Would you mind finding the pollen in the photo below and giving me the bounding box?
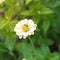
[22,24,29,32]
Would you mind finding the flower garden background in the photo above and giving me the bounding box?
[0,0,60,60]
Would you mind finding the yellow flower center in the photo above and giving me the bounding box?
[22,24,29,32]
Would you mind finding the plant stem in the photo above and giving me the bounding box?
[28,36,35,48]
[9,51,16,60]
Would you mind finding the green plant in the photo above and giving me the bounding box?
[0,0,60,60]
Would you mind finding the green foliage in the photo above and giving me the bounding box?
[25,0,32,5]
[0,0,60,60]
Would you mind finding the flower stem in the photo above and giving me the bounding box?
[28,36,35,48]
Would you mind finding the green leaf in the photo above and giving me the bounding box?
[32,15,41,24]
[20,10,35,16]
[50,53,60,60]
[0,52,14,60]
[5,8,14,20]
[16,41,51,60]
[30,32,53,48]
[16,42,35,60]
[40,0,60,8]
[37,7,53,14]
[0,18,10,29]
[42,20,50,34]
[33,45,51,60]
[6,20,18,32]
[0,7,15,29]
[5,34,17,52]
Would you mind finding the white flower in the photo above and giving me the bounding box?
[14,19,37,39]
[0,0,5,4]
[22,58,26,60]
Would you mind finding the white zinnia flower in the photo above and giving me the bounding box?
[0,0,5,4]
[14,19,37,39]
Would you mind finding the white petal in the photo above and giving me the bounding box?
[19,35,22,39]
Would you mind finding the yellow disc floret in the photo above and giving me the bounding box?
[22,24,29,32]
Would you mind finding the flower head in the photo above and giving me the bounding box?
[14,19,37,39]
[0,0,5,4]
